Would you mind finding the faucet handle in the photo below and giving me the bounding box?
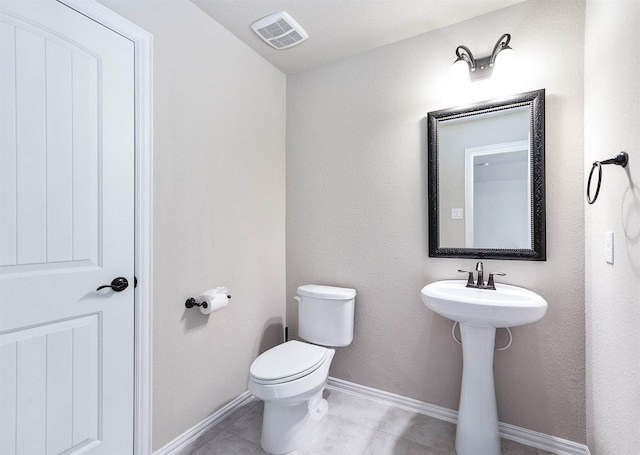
[458,269,475,287]
[487,272,506,290]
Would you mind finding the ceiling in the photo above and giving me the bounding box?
[191,0,526,74]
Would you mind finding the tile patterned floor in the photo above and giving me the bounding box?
[178,389,553,455]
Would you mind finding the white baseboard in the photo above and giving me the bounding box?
[153,391,255,455]
[327,377,591,455]
[153,378,591,455]
[327,376,459,424]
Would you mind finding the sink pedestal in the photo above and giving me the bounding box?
[456,323,500,455]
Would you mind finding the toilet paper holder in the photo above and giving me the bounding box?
[185,293,231,310]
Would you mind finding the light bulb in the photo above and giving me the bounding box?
[494,47,516,73]
[451,59,470,82]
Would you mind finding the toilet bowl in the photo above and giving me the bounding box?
[249,341,335,454]
[248,284,356,455]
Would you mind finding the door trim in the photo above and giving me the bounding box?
[56,1,153,453]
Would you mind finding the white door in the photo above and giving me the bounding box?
[0,1,135,453]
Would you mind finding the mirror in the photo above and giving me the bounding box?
[427,89,545,260]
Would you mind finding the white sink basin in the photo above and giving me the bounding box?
[421,280,547,328]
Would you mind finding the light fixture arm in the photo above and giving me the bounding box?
[455,45,476,71]
[489,33,511,66]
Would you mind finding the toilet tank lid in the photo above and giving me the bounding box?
[297,284,356,300]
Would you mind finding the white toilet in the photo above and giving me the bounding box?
[248,284,356,454]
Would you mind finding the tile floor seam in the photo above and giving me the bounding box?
[373,407,392,431]
[218,400,259,430]
[221,427,257,447]
[374,426,446,453]
[360,426,384,455]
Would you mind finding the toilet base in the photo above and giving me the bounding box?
[260,391,328,454]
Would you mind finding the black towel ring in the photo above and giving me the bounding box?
[587,151,629,204]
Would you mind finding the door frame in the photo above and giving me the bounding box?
[56,1,153,453]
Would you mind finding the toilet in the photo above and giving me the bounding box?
[248,284,356,454]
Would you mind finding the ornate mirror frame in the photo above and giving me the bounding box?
[427,89,546,260]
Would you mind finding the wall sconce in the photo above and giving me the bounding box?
[451,33,515,82]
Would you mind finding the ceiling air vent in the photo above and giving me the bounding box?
[251,12,308,50]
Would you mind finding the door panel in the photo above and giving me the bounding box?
[1,17,99,269]
[0,315,100,454]
[0,1,135,453]
[14,25,47,265]
[46,38,75,263]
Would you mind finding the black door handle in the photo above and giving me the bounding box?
[96,277,129,292]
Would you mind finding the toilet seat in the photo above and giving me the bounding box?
[250,340,329,385]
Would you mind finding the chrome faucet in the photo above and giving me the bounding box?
[457,261,505,290]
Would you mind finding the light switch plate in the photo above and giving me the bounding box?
[452,208,464,219]
[605,231,614,264]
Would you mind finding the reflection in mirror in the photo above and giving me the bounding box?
[428,89,545,260]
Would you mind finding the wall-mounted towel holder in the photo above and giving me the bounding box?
[587,151,629,204]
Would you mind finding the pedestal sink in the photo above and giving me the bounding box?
[421,280,547,455]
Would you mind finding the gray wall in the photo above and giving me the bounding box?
[585,1,640,453]
[287,0,586,443]
[98,1,286,450]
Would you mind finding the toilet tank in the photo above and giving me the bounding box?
[297,284,356,347]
